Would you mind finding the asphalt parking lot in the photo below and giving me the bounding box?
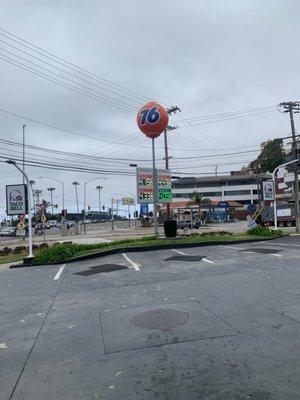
[0,236,299,400]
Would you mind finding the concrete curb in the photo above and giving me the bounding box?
[9,235,283,268]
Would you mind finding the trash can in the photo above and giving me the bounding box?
[164,218,177,238]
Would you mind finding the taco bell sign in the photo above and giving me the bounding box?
[6,184,28,215]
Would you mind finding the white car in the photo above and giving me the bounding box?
[0,227,17,237]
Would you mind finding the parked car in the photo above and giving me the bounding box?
[0,226,17,237]
[177,220,201,230]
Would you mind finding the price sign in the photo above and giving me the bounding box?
[136,168,172,204]
[158,189,172,202]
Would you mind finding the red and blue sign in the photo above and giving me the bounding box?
[136,101,169,139]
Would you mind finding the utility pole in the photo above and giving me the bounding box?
[47,187,56,215]
[278,102,300,232]
[22,124,26,184]
[164,106,181,217]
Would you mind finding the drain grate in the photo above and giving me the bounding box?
[131,309,189,330]
[75,264,127,276]
[165,255,205,262]
[239,248,282,254]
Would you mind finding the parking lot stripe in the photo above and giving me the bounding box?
[122,253,140,271]
[218,245,245,250]
[172,249,214,263]
[270,254,282,257]
[54,264,65,280]
[274,243,300,247]
[172,249,186,255]
[202,258,215,264]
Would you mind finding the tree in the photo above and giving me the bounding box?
[189,192,211,218]
[249,139,285,173]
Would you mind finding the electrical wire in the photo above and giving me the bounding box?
[0,27,150,103]
[0,40,142,106]
[175,105,276,123]
[0,53,137,113]
[0,137,260,162]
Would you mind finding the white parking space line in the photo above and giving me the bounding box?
[172,249,214,263]
[274,243,300,247]
[202,258,215,264]
[172,249,186,255]
[53,264,65,280]
[270,254,282,257]
[218,245,246,251]
[122,253,141,271]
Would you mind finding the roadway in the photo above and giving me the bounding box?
[0,236,299,399]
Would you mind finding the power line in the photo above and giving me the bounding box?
[0,106,154,148]
[0,46,140,109]
[0,137,260,162]
[0,40,142,106]
[0,53,137,113]
[177,109,276,127]
[0,27,149,103]
[0,106,264,155]
[175,105,275,123]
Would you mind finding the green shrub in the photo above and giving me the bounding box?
[35,242,80,264]
[184,231,233,238]
[247,225,283,237]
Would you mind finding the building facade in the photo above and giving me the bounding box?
[172,174,272,205]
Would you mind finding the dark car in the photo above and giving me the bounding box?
[177,220,201,230]
[0,226,17,237]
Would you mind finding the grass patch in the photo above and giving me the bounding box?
[33,232,282,265]
[0,252,26,265]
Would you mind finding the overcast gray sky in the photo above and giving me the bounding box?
[0,0,299,216]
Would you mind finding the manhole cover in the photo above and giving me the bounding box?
[75,264,127,276]
[131,309,189,330]
[239,248,282,254]
[165,255,204,262]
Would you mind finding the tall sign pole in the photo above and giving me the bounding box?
[137,101,169,237]
[152,138,158,236]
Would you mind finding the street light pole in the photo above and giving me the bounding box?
[96,185,103,214]
[47,187,56,215]
[72,181,80,219]
[6,160,34,261]
[272,159,299,229]
[83,178,106,233]
[39,177,64,211]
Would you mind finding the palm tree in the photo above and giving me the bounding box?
[189,192,211,221]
